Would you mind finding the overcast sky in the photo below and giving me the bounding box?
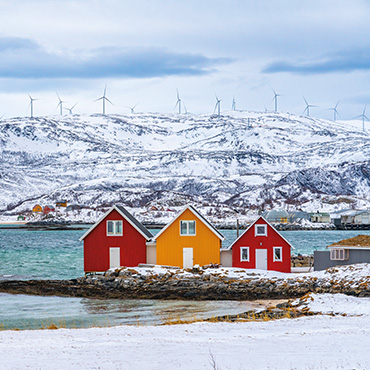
[1,0,370,120]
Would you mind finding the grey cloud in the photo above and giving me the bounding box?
[262,49,370,75]
[0,37,230,79]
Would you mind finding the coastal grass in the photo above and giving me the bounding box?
[160,307,295,325]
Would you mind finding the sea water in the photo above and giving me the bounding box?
[1,226,370,329]
[0,294,260,329]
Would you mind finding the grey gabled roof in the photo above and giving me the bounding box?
[80,205,153,241]
[115,205,153,239]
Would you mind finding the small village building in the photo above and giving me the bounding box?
[43,205,55,215]
[352,211,370,225]
[153,205,224,268]
[56,200,67,207]
[289,211,310,222]
[264,209,289,223]
[330,209,352,227]
[340,210,358,225]
[228,216,294,273]
[314,235,370,271]
[17,215,26,221]
[310,212,330,223]
[80,205,153,273]
[66,204,80,212]
[32,204,43,213]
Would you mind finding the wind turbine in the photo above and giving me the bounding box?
[64,102,78,115]
[126,102,139,114]
[327,101,340,121]
[56,93,65,116]
[214,94,221,117]
[94,86,113,114]
[272,88,280,112]
[354,105,369,132]
[28,94,38,118]
[302,96,318,117]
[175,89,181,114]
[232,96,236,111]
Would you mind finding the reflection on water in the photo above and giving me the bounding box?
[0,293,261,330]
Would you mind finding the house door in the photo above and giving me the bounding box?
[109,247,121,269]
[183,248,193,268]
[256,249,268,270]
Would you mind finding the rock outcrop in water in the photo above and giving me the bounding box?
[0,264,369,300]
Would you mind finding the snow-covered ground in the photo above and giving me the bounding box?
[2,111,370,222]
[110,262,370,284]
[1,293,370,369]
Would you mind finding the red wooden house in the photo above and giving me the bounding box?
[43,205,55,215]
[228,216,294,273]
[80,205,153,273]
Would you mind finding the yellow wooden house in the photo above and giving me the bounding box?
[153,205,224,268]
[32,204,43,213]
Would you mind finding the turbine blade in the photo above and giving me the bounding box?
[105,97,114,105]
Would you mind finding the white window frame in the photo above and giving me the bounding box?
[240,247,250,262]
[273,247,283,262]
[180,220,196,236]
[330,248,349,261]
[255,224,267,236]
[107,220,123,236]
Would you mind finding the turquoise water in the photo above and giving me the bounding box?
[1,227,370,280]
[0,229,83,280]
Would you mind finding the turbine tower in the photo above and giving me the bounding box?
[355,105,369,132]
[94,86,113,114]
[126,102,139,114]
[56,93,65,116]
[303,97,318,117]
[327,101,340,121]
[28,94,37,118]
[272,88,280,112]
[232,96,236,111]
[175,89,181,114]
[214,94,221,118]
[64,102,78,115]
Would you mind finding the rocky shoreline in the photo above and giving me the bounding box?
[0,264,369,300]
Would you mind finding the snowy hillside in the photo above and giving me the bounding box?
[1,111,370,222]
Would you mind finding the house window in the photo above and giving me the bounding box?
[180,220,196,235]
[330,249,349,261]
[107,220,123,236]
[255,224,267,236]
[240,247,250,262]
[273,247,283,262]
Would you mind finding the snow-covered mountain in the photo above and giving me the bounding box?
[1,111,370,222]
